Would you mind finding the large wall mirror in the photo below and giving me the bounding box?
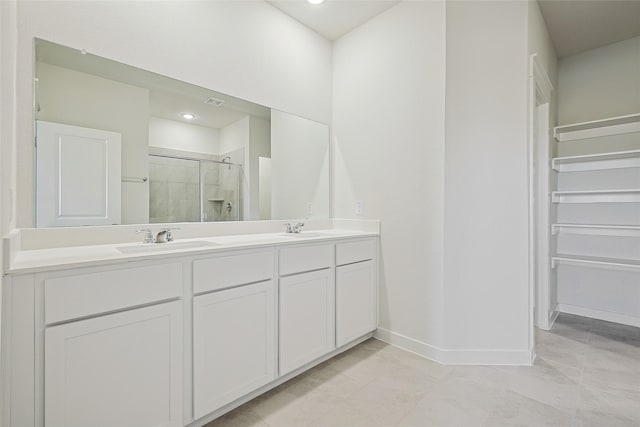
[34,38,329,227]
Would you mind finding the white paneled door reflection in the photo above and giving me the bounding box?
[36,121,121,227]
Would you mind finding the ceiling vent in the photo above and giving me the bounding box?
[204,97,225,107]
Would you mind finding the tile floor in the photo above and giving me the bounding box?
[206,314,640,427]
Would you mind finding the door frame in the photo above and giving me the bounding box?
[528,53,553,362]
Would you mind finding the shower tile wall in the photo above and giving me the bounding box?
[149,156,200,223]
[220,163,241,221]
[202,161,222,221]
[203,161,241,222]
[219,147,245,221]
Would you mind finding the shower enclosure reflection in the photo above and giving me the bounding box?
[149,155,241,223]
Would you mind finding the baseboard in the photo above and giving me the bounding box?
[374,328,533,366]
[374,327,443,361]
[558,303,640,327]
[548,304,560,328]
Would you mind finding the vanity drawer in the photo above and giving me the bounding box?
[44,262,183,325]
[336,239,376,266]
[279,244,332,276]
[193,250,274,294]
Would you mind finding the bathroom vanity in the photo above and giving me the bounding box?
[2,227,379,427]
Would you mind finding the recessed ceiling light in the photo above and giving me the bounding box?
[181,112,195,120]
[307,0,325,4]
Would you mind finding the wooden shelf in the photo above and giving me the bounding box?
[552,150,640,172]
[552,189,640,203]
[554,113,640,142]
[552,223,640,237]
[552,254,640,272]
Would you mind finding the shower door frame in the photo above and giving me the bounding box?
[148,147,241,223]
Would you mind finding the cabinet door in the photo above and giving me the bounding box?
[193,281,275,418]
[280,269,335,375]
[336,260,377,347]
[45,301,183,427]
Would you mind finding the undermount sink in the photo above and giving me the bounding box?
[279,232,332,238]
[116,240,219,254]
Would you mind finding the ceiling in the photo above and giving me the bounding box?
[266,0,400,40]
[538,0,640,57]
[267,0,640,58]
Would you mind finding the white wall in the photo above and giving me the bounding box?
[528,0,558,125]
[149,117,220,156]
[332,1,446,349]
[272,110,330,220]
[1,0,17,235]
[13,0,332,227]
[444,1,530,355]
[259,157,272,220]
[220,117,249,156]
[528,1,558,93]
[558,35,640,125]
[333,0,539,362]
[37,62,150,224]
[249,116,271,220]
[0,1,19,413]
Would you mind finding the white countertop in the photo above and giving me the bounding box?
[6,229,379,274]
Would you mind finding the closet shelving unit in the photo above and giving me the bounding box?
[552,223,640,237]
[551,149,640,172]
[553,112,640,141]
[551,189,640,203]
[550,113,640,327]
[552,255,640,272]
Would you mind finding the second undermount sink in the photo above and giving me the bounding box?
[279,232,332,238]
[116,240,219,254]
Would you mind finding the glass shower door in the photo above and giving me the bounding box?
[149,155,242,222]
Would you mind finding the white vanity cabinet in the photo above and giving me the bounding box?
[335,239,377,347]
[2,232,379,427]
[192,250,276,419]
[45,301,183,427]
[278,244,335,375]
[40,262,185,427]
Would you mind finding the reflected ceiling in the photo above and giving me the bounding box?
[35,39,270,129]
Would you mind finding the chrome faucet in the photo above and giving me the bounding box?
[284,222,305,234]
[136,228,155,244]
[156,227,179,243]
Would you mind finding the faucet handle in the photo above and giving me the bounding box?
[136,228,154,243]
[161,227,180,242]
[283,223,293,233]
[293,222,305,233]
